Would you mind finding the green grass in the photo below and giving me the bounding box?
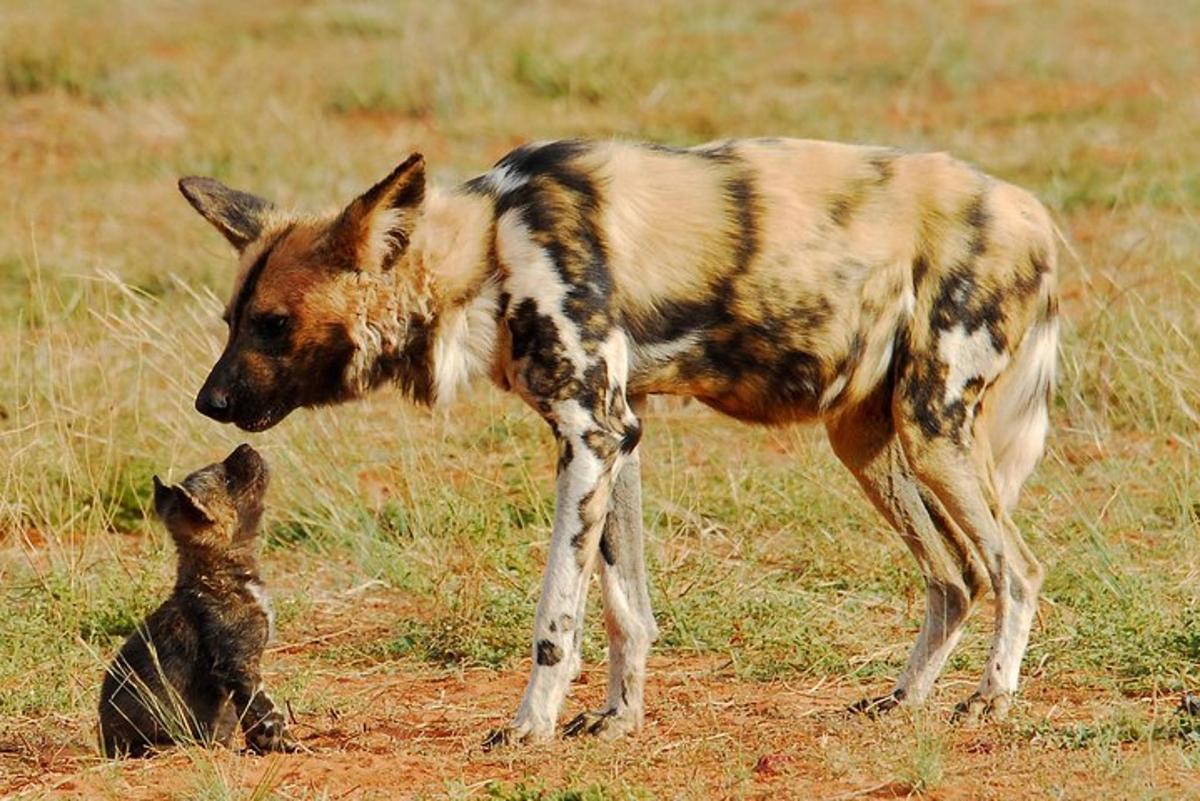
[1,0,1199,797]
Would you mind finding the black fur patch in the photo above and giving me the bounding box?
[619,422,642,454]
[509,298,579,403]
[724,173,761,274]
[621,295,728,345]
[930,266,1007,352]
[536,639,563,666]
[392,315,436,405]
[599,521,616,566]
[570,487,601,551]
[963,194,990,257]
[498,139,590,178]
[912,252,932,288]
[556,438,574,475]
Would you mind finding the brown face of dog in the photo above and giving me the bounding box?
[153,444,270,550]
[180,155,426,432]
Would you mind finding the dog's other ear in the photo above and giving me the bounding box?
[178,176,275,253]
[332,153,426,272]
[153,475,217,527]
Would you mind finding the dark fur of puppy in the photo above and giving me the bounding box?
[98,444,295,758]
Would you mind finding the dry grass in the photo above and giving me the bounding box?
[1,0,1198,798]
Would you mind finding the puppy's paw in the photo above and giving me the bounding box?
[246,712,296,754]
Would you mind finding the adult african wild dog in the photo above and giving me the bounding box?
[180,137,1059,744]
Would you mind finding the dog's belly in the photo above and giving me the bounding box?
[628,326,849,425]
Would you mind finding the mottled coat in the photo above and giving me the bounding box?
[180,137,1059,742]
[98,445,294,757]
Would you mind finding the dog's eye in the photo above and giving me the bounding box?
[254,314,290,338]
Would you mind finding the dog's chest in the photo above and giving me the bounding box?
[245,580,275,643]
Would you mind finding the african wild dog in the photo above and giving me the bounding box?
[179,137,1059,744]
[98,444,295,757]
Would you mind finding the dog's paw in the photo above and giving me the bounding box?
[951,691,1011,724]
[481,720,553,751]
[562,708,638,740]
[847,690,904,718]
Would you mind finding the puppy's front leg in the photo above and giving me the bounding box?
[484,399,627,747]
[221,666,296,754]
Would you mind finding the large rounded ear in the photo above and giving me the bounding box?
[178,176,275,253]
[332,153,426,272]
[152,475,216,527]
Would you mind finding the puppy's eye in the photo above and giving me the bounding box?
[254,314,290,339]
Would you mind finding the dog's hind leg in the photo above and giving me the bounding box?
[827,379,988,713]
[895,340,1046,720]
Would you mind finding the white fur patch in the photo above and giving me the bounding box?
[630,333,698,372]
[820,372,849,410]
[937,324,1009,405]
[431,279,501,405]
[483,163,530,196]
[983,318,1058,511]
[247,581,275,644]
[598,329,631,385]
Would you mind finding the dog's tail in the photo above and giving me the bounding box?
[980,273,1059,514]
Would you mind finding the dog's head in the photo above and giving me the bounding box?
[153,443,270,549]
[179,155,426,432]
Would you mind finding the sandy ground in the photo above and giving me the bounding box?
[5,646,1197,800]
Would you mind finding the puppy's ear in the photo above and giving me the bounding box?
[178,176,275,253]
[153,475,216,527]
[330,153,425,272]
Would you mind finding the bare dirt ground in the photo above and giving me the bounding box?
[4,597,1196,801]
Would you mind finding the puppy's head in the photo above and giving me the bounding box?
[179,154,427,432]
[153,444,270,549]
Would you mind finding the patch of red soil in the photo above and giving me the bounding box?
[4,657,1195,800]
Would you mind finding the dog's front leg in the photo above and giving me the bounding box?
[484,399,626,748]
[564,446,653,740]
[216,664,297,754]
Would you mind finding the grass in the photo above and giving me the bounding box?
[1,0,1199,798]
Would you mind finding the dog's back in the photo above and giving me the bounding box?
[476,138,1055,428]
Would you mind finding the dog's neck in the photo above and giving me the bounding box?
[174,538,259,591]
[351,186,501,406]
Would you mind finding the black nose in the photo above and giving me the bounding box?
[224,443,267,484]
[196,387,233,422]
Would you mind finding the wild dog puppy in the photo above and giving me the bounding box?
[98,444,294,757]
[180,137,1059,745]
